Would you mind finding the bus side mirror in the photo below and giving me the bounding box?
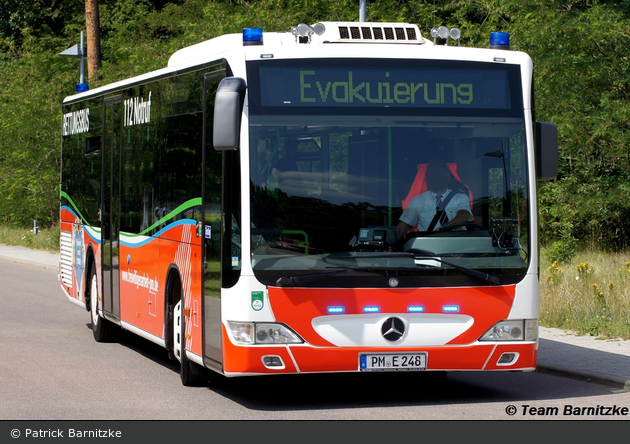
[213,77,246,151]
[535,121,558,181]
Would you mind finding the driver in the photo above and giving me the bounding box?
[396,160,473,241]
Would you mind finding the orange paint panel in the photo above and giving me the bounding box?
[483,342,538,370]
[221,327,299,374]
[268,286,516,346]
[288,344,497,372]
[157,224,203,356]
[221,324,536,375]
[187,250,203,356]
[60,221,74,231]
[60,209,75,223]
[119,239,163,337]
[116,222,202,348]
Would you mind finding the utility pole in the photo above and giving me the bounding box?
[59,31,88,92]
[85,0,102,80]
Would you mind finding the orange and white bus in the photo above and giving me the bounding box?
[60,21,558,385]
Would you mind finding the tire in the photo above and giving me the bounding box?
[174,299,206,386]
[88,264,117,342]
[180,350,206,386]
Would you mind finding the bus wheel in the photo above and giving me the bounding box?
[174,300,207,386]
[88,265,116,342]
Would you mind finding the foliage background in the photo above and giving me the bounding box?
[1,0,630,256]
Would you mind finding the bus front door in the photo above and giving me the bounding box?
[102,95,122,323]
[202,71,225,370]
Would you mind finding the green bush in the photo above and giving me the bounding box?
[3,0,630,251]
[545,235,579,264]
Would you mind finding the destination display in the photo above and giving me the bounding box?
[256,63,513,110]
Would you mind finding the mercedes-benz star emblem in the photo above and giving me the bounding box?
[381,317,405,342]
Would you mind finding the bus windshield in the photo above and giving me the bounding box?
[247,59,529,288]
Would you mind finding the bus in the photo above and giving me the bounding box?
[59,21,558,385]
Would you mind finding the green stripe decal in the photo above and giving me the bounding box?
[61,191,202,236]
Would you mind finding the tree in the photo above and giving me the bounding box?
[1,0,630,246]
[85,0,101,79]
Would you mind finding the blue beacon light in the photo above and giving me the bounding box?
[243,28,263,46]
[489,32,510,50]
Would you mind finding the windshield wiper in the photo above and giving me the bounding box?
[276,268,375,287]
[339,252,501,285]
[276,253,501,286]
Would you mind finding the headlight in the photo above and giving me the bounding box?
[228,321,303,344]
[479,319,538,342]
[229,322,254,343]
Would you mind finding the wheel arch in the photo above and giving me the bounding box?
[164,264,183,356]
[84,243,97,312]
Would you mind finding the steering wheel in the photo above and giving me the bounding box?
[438,222,485,232]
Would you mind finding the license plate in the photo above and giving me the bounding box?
[359,353,427,371]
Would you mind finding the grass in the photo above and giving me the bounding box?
[541,249,630,340]
[0,223,60,252]
[1,223,628,339]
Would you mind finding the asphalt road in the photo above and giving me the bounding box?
[1,260,629,425]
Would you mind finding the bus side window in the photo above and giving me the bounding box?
[85,136,100,155]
